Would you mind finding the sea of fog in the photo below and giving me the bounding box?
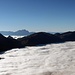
[0,36,75,75]
[5,35,24,39]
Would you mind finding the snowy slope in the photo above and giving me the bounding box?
[0,42,75,75]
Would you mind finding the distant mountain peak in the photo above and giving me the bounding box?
[0,29,34,36]
[16,29,29,32]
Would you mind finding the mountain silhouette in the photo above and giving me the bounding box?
[0,31,75,53]
[0,29,34,36]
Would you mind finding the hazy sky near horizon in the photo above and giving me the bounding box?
[0,0,75,32]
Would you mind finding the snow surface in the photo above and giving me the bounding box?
[0,42,75,75]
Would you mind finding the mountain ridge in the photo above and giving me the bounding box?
[0,31,75,53]
[0,29,34,36]
[0,29,64,36]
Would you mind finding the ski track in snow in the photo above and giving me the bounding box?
[0,41,75,75]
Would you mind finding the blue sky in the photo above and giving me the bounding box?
[0,0,75,32]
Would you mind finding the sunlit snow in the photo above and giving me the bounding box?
[0,41,75,75]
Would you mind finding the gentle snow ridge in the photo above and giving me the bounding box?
[0,42,75,75]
